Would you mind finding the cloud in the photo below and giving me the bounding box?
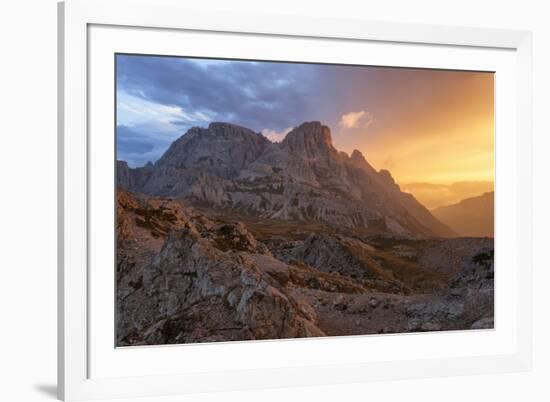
[339,110,374,129]
[261,127,293,143]
[117,125,155,154]
[115,55,329,165]
[116,124,180,168]
[116,55,316,134]
[117,91,213,128]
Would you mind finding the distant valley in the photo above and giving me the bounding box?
[432,192,494,237]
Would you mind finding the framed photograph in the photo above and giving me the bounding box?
[58,0,533,400]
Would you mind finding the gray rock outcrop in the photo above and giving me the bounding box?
[117,190,325,345]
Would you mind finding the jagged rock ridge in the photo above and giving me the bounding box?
[118,121,454,237]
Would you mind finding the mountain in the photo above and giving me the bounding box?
[432,192,494,237]
[117,121,455,238]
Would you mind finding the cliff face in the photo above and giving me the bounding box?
[117,121,455,238]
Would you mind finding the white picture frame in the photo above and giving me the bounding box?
[58,0,533,400]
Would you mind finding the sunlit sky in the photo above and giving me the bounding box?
[116,54,494,209]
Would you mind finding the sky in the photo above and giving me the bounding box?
[116,54,494,209]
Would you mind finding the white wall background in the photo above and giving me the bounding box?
[0,0,548,401]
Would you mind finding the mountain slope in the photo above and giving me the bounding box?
[117,121,455,238]
[432,192,494,237]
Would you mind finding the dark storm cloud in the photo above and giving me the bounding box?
[116,124,176,167]
[116,55,318,133]
[116,125,155,154]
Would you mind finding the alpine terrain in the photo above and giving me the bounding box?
[116,122,494,345]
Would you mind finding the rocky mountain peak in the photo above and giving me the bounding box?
[378,169,398,187]
[154,122,269,179]
[207,122,261,138]
[348,149,378,176]
[350,149,365,162]
[350,149,369,165]
[282,121,336,158]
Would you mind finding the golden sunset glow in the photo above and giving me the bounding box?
[332,69,494,208]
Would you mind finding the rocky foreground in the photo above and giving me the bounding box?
[117,190,494,346]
